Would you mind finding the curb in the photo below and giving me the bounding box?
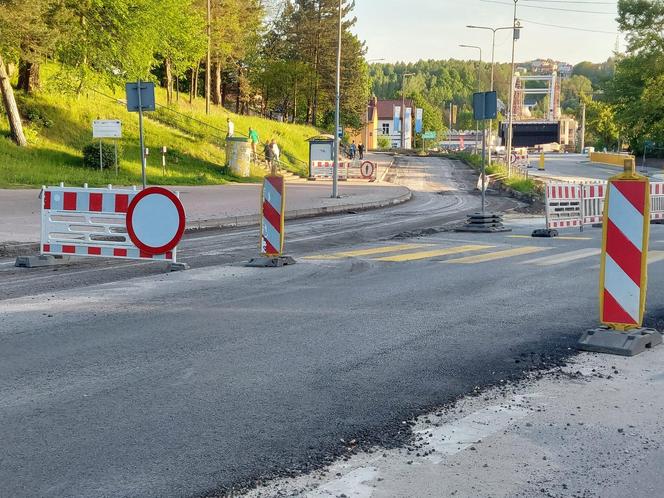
[378,156,396,183]
[186,188,412,232]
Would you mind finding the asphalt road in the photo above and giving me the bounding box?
[528,153,664,182]
[3,156,663,497]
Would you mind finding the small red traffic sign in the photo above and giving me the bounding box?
[360,161,375,178]
[510,153,517,164]
[126,187,185,254]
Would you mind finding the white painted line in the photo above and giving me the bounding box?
[415,401,531,464]
[522,248,600,266]
[308,466,379,498]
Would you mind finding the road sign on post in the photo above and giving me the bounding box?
[126,81,156,189]
[471,91,498,218]
[578,158,663,355]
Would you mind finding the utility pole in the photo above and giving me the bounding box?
[505,0,519,177]
[401,73,414,149]
[580,102,586,153]
[205,0,211,115]
[332,0,342,198]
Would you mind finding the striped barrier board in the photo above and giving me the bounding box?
[41,185,181,262]
[545,182,582,229]
[310,161,349,180]
[544,180,664,231]
[582,182,607,225]
[261,175,285,256]
[600,177,650,329]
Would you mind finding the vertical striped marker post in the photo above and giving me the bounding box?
[247,175,296,267]
[579,158,662,355]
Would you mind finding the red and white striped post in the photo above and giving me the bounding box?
[579,158,662,355]
[247,175,295,267]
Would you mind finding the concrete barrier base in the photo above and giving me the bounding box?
[15,255,71,268]
[577,326,662,356]
[169,262,190,272]
[246,255,296,268]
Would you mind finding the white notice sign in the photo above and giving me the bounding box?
[93,120,122,138]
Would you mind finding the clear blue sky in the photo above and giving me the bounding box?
[352,0,623,64]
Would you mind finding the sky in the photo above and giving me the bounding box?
[352,0,624,65]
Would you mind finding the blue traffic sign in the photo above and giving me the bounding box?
[125,82,156,112]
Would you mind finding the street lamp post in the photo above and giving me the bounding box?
[505,0,520,177]
[332,0,342,198]
[466,24,515,166]
[401,73,414,150]
[460,44,482,155]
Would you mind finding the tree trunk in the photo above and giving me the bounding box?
[190,60,201,103]
[221,79,227,107]
[175,73,179,102]
[164,58,173,105]
[235,67,241,114]
[293,76,298,123]
[212,62,222,105]
[17,59,40,93]
[0,53,27,146]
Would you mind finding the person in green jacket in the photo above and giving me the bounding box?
[248,127,259,162]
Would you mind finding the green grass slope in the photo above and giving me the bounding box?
[0,68,318,188]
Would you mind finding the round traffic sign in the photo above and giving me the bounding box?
[510,153,517,164]
[126,187,186,254]
[360,161,375,178]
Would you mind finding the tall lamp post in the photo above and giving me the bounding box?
[332,0,342,198]
[466,24,515,166]
[401,72,414,149]
[459,44,482,155]
[505,0,520,177]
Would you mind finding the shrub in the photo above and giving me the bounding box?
[377,136,390,149]
[82,142,121,169]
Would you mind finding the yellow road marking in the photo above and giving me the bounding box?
[445,246,549,264]
[374,245,493,262]
[507,235,592,240]
[303,243,432,260]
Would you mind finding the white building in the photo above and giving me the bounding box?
[367,98,414,149]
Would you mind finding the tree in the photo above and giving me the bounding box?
[0,52,27,146]
[605,0,664,150]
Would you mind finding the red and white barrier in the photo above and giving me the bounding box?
[40,184,184,262]
[544,180,664,231]
[545,182,582,229]
[261,175,285,256]
[311,161,349,180]
[600,178,649,328]
[310,160,376,180]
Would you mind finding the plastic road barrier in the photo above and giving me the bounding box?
[599,172,650,329]
[41,184,185,262]
[261,175,285,256]
[310,161,349,180]
[545,182,582,229]
[651,182,664,221]
[582,183,607,225]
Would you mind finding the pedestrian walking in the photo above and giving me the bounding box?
[249,127,259,162]
[350,141,357,159]
[270,139,280,172]
[226,118,234,139]
[264,140,274,173]
[358,143,364,160]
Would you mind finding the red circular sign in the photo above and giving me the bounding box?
[360,161,375,178]
[126,187,186,254]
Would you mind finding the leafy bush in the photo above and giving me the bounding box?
[82,142,121,169]
[377,136,390,149]
[24,105,54,128]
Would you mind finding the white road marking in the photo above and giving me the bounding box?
[522,248,600,266]
[308,467,379,498]
[416,401,531,464]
